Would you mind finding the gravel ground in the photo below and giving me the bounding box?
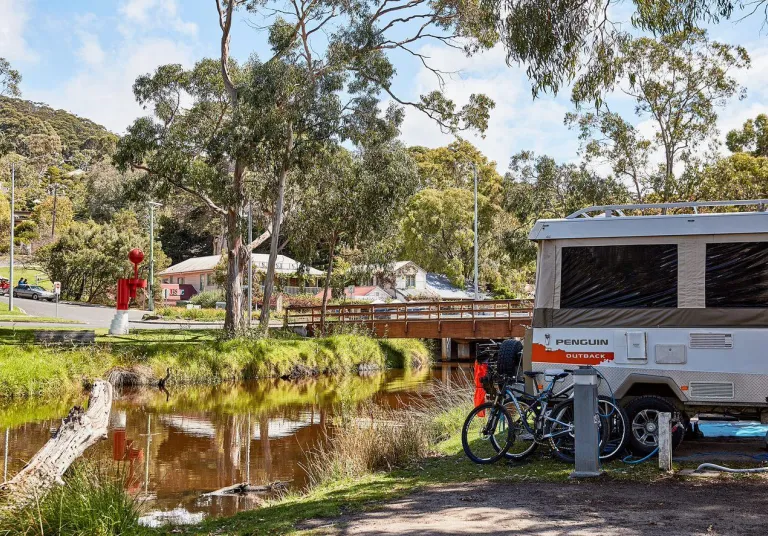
[303,478,768,535]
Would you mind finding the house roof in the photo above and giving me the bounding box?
[394,273,473,300]
[161,254,324,277]
[352,260,423,273]
[314,286,386,299]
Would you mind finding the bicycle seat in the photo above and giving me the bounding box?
[523,371,541,378]
[551,372,570,380]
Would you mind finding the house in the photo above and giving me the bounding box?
[315,285,391,303]
[160,254,325,296]
[357,260,472,301]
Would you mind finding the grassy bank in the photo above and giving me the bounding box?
[0,329,431,399]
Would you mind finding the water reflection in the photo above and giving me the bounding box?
[0,363,473,518]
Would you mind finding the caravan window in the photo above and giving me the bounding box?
[560,245,678,308]
[706,242,768,307]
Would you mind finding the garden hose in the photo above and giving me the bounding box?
[622,447,659,465]
[694,463,768,474]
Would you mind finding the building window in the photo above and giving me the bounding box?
[706,242,768,307]
[207,273,214,286]
[560,244,678,308]
[169,276,174,284]
[178,277,184,285]
[200,274,205,290]
[406,275,416,288]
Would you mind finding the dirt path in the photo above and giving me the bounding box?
[303,479,768,535]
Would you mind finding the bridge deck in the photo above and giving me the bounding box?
[286,299,533,339]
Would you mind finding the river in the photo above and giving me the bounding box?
[0,364,473,521]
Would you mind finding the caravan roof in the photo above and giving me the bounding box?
[528,200,768,241]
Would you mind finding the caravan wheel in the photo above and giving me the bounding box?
[625,396,684,455]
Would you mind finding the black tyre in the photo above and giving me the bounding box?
[32,294,38,300]
[624,395,684,455]
[498,339,523,376]
[597,396,630,461]
[462,402,513,464]
[494,400,539,460]
[547,399,611,463]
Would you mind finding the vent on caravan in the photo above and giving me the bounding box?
[689,333,733,349]
[689,381,735,400]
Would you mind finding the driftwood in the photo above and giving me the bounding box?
[1,380,113,507]
[203,480,289,497]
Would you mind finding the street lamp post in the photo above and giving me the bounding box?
[471,162,479,300]
[9,164,14,313]
[148,202,162,312]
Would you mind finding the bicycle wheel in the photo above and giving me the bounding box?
[495,400,538,460]
[547,399,577,463]
[462,402,513,464]
[597,396,629,462]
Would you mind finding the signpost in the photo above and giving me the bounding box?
[53,281,61,318]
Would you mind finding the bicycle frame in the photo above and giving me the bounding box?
[493,375,574,441]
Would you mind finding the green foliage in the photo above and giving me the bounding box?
[0,57,21,98]
[0,463,144,536]
[0,97,116,161]
[0,330,431,399]
[569,29,749,201]
[726,114,768,157]
[189,289,225,308]
[696,153,768,201]
[34,211,169,304]
[504,151,631,266]
[32,194,74,236]
[400,187,496,287]
[14,219,39,243]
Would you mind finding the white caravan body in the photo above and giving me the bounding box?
[527,200,768,416]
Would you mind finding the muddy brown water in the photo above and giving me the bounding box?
[0,364,473,520]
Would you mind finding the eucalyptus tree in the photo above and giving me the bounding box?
[117,0,494,334]
[727,114,768,157]
[289,143,418,331]
[216,0,493,332]
[0,58,21,97]
[567,29,749,201]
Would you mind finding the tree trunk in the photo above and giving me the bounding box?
[320,234,337,335]
[224,161,248,334]
[260,124,294,330]
[0,381,113,509]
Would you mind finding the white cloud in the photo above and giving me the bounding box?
[397,44,577,173]
[118,0,198,36]
[76,32,106,67]
[0,0,38,63]
[28,38,194,133]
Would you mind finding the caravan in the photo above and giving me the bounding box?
[526,200,768,453]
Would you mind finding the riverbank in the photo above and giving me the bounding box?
[0,329,431,399]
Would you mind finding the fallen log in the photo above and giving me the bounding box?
[203,480,289,497]
[0,380,113,507]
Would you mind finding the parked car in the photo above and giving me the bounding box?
[13,284,55,301]
[0,278,9,296]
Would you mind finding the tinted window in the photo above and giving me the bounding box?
[706,242,768,307]
[561,245,678,308]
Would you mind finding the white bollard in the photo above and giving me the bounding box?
[658,411,672,471]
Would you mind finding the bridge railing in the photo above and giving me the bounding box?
[285,299,533,328]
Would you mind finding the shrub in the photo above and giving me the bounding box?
[0,462,144,535]
[190,289,225,308]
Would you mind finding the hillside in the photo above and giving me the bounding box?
[0,97,117,160]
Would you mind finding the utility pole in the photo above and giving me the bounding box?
[247,202,253,328]
[472,162,479,300]
[51,182,58,237]
[9,164,14,313]
[148,202,162,312]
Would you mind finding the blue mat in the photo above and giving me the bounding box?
[698,421,768,438]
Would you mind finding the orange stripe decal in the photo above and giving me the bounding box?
[531,343,614,366]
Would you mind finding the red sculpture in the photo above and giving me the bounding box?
[110,248,147,334]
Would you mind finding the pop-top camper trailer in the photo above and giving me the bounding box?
[526,199,768,453]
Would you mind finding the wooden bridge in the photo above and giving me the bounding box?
[285,299,533,340]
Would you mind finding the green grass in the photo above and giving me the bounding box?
[0,304,24,315]
[0,329,432,399]
[0,266,52,290]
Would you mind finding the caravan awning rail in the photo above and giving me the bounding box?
[567,199,768,219]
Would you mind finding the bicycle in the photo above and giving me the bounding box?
[462,367,629,464]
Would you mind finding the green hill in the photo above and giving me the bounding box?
[0,97,117,160]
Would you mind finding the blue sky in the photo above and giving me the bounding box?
[3,0,768,173]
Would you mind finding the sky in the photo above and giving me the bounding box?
[3,0,768,174]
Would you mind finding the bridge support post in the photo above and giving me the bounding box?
[441,338,452,361]
[457,342,471,360]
